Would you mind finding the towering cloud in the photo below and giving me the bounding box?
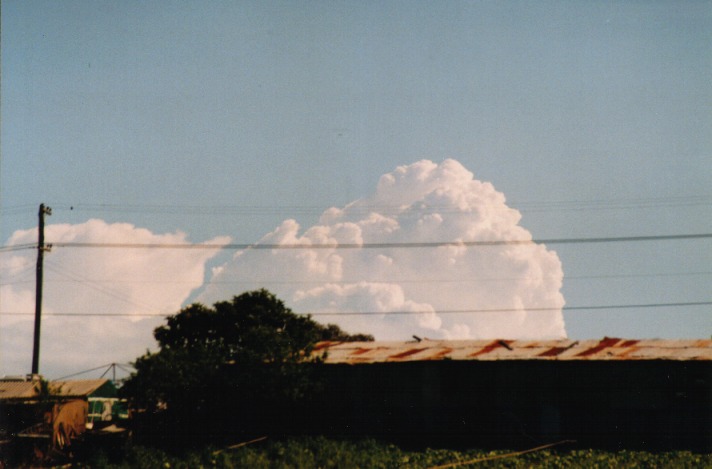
[0,159,566,378]
[200,159,566,340]
[0,220,229,377]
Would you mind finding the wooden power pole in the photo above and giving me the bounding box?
[31,203,52,375]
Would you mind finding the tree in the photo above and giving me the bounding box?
[122,289,372,446]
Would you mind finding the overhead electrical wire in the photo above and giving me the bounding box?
[2,232,710,253]
[0,204,38,216]
[0,243,37,253]
[2,194,711,219]
[2,205,709,323]
[42,260,166,312]
[0,263,35,286]
[1,300,710,318]
[2,268,708,306]
[307,301,712,316]
[511,195,712,212]
[5,270,709,287]
[54,363,134,381]
[2,233,709,309]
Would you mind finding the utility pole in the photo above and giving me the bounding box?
[31,203,52,375]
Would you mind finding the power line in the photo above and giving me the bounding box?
[276,301,712,316]
[5,270,707,288]
[512,195,712,212]
[0,243,37,253]
[4,232,708,252]
[4,195,709,216]
[1,301,710,318]
[54,363,134,381]
[43,260,164,312]
[0,204,38,216]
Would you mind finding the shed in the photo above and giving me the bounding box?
[51,379,128,426]
[0,377,118,402]
[0,377,129,464]
[0,379,40,403]
[50,379,117,399]
[307,338,712,451]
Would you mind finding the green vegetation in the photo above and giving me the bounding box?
[123,289,371,410]
[112,291,710,466]
[82,437,712,468]
[121,290,372,447]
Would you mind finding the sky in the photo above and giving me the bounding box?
[1,1,711,380]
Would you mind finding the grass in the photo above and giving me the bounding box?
[79,436,712,469]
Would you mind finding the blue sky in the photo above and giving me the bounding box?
[1,1,711,377]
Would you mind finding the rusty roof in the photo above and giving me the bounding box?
[313,337,712,364]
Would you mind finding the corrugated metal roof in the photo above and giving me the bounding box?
[51,379,111,397]
[0,379,111,401]
[0,380,38,400]
[314,337,712,364]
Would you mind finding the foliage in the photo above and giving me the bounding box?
[314,323,374,343]
[78,438,712,469]
[34,376,56,404]
[121,290,371,446]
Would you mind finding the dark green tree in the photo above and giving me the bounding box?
[122,289,372,446]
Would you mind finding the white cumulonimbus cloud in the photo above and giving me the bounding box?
[0,220,229,377]
[1,159,566,377]
[200,159,566,340]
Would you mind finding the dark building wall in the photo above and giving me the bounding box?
[304,360,711,451]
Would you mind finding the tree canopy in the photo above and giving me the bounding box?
[121,290,372,445]
[152,290,371,362]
